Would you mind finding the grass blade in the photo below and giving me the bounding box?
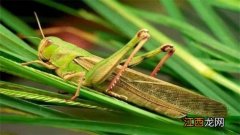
[188,0,238,49]
[160,0,208,58]
[0,115,222,135]
[0,94,69,118]
[0,7,39,46]
[0,82,110,110]
[208,0,240,12]
[0,24,37,60]
[200,59,240,73]
[127,7,239,62]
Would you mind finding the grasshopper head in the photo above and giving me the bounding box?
[38,37,60,61]
[33,13,62,61]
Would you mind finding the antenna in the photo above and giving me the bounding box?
[24,36,41,41]
[34,12,45,38]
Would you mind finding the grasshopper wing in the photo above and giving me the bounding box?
[114,68,227,118]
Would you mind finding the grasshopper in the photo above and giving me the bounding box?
[22,13,227,118]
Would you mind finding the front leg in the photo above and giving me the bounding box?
[22,60,56,69]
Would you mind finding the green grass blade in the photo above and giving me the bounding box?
[0,48,27,62]
[0,94,70,118]
[188,0,238,49]
[219,10,240,32]
[225,116,240,133]
[0,81,110,111]
[0,7,39,46]
[127,7,239,62]
[0,115,222,135]
[160,0,208,58]
[0,81,100,103]
[200,59,240,73]
[0,24,37,60]
[208,0,240,12]
[160,0,184,20]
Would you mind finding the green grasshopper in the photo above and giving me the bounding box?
[22,13,227,118]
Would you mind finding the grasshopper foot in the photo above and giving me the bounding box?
[65,95,78,102]
[70,95,78,101]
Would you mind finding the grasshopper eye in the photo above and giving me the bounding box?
[41,39,53,49]
[45,39,52,45]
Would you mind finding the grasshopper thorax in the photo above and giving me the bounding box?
[37,36,92,62]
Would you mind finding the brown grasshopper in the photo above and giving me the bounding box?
[22,13,227,118]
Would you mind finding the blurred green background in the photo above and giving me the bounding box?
[0,0,239,134]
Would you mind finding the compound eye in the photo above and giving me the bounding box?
[44,39,53,50]
[46,39,52,44]
[44,39,52,47]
